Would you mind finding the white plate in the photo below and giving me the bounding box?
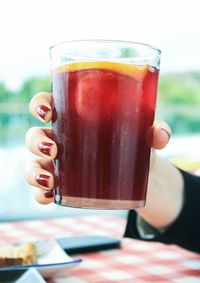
[0,240,82,281]
[16,268,47,283]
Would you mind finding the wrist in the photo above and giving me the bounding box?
[137,153,184,229]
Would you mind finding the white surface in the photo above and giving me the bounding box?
[16,268,46,283]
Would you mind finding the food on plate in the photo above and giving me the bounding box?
[0,242,37,267]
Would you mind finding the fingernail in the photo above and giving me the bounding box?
[36,174,50,187]
[39,142,54,156]
[44,190,54,198]
[160,128,171,138]
[37,105,51,120]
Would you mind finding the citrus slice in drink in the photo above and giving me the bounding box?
[56,62,148,122]
[56,61,148,80]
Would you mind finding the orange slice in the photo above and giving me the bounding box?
[54,61,148,80]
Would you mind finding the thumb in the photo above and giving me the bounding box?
[150,121,171,150]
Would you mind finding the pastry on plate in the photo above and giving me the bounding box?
[0,242,37,267]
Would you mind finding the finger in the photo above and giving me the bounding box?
[24,158,55,190]
[25,127,57,159]
[151,121,171,150]
[29,92,53,122]
[25,159,54,205]
[34,188,54,205]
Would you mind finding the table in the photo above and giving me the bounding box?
[1,215,200,282]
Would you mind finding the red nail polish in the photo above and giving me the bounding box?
[37,105,51,120]
[39,142,54,156]
[36,174,50,187]
[44,190,54,198]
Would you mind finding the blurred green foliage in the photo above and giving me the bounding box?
[18,76,51,102]
[0,76,50,144]
[0,71,200,144]
[157,72,200,134]
[158,72,200,104]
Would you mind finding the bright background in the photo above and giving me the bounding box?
[0,0,200,221]
[1,0,200,88]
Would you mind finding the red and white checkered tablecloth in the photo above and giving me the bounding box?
[1,215,200,282]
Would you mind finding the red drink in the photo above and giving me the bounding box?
[52,61,159,209]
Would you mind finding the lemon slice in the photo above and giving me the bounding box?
[55,61,148,80]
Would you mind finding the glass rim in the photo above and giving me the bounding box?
[50,39,161,55]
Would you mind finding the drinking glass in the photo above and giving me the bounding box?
[50,40,161,209]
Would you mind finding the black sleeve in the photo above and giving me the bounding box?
[124,169,200,253]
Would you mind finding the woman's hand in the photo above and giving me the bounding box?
[25,92,57,204]
[25,92,171,205]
